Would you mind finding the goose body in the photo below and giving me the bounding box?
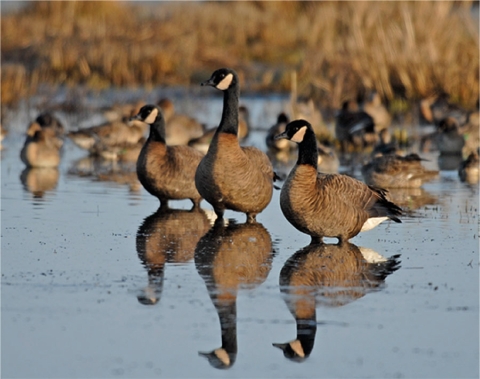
[276,120,402,244]
[132,104,204,209]
[361,153,439,188]
[195,68,276,222]
[21,123,62,168]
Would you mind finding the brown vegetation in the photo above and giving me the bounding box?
[1,1,478,113]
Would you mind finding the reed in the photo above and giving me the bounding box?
[1,1,478,114]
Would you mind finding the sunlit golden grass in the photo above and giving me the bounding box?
[1,1,478,113]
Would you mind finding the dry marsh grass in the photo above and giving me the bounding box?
[1,1,478,113]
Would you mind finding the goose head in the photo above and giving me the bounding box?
[201,68,238,91]
[275,119,312,144]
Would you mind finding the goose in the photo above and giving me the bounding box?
[274,242,400,361]
[275,119,402,244]
[131,104,204,209]
[361,153,439,188]
[195,68,277,223]
[20,122,62,168]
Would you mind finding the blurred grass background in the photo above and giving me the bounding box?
[1,1,479,115]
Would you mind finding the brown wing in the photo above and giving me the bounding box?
[318,174,401,221]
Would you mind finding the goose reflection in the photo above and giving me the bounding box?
[20,167,59,198]
[386,187,437,212]
[68,156,141,192]
[274,242,400,362]
[195,220,274,369]
[136,207,212,305]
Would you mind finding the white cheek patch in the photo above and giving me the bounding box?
[215,348,231,366]
[216,73,233,90]
[290,339,305,358]
[291,126,307,143]
[144,108,159,124]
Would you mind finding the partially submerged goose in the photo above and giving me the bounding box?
[275,119,402,244]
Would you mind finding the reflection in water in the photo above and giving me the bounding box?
[386,187,437,212]
[195,220,274,369]
[136,207,212,305]
[20,167,59,198]
[68,156,141,192]
[274,242,400,362]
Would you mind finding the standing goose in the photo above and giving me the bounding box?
[195,68,276,223]
[275,119,402,244]
[131,104,205,209]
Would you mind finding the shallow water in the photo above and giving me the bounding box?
[1,95,479,378]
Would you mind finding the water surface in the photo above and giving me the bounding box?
[1,96,478,378]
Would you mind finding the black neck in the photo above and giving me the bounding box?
[217,300,238,354]
[217,85,239,136]
[297,128,318,168]
[296,317,317,357]
[149,117,166,143]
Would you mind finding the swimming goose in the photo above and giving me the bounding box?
[274,242,400,361]
[361,153,439,189]
[132,104,204,209]
[195,68,276,223]
[275,119,402,244]
[20,122,62,168]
